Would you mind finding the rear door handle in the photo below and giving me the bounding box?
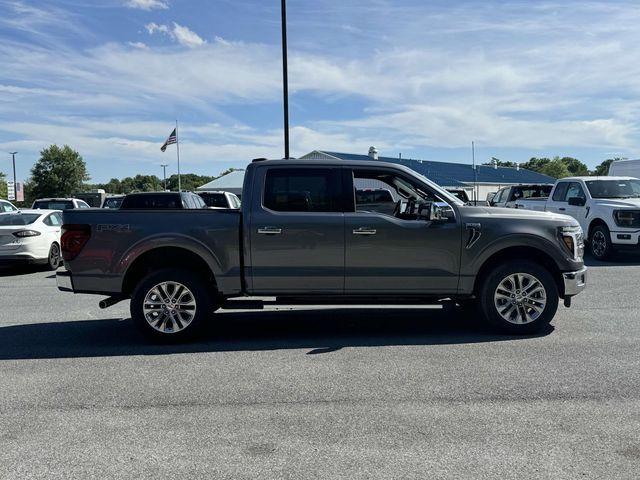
[559,207,566,211]
[257,227,282,235]
[353,227,376,235]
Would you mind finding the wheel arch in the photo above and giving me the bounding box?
[473,246,564,297]
[122,246,218,297]
[587,217,609,240]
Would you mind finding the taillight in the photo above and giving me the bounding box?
[61,224,91,261]
[13,230,41,237]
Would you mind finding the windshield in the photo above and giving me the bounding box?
[585,179,640,199]
[0,214,40,226]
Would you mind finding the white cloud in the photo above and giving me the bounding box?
[127,41,148,50]
[171,22,205,48]
[125,0,168,11]
[145,22,205,48]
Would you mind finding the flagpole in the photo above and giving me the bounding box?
[175,119,181,192]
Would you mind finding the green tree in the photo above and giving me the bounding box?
[30,145,90,199]
[0,171,7,199]
[592,159,615,176]
[520,157,551,173]
[166,173,216,192]
[540,159,571,178]
[558,156,589,176]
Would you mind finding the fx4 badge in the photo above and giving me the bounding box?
[97,224,130,233]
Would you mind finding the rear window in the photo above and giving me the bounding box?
[510,185,552,201]
[121,194,183,209]
[199,193,228,208]
[264,168,340,212]
[0,214,40,225]
[103,197,123,209]
[33,200,74,210]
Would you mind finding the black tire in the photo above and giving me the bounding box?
[478,260,558,334]
[589,224,613,261]
[131,268,217,342]
[47,242,61,271]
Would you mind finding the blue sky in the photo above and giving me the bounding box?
[1,0,639,183]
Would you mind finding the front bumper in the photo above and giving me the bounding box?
[56,270,74,292]
[610,229,640,247]
[563,266,587,297]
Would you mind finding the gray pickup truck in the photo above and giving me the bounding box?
[57,158,587,340]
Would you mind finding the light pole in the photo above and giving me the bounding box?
[9,152,17,201]
[160,163,168,191]
[281,0,290,159]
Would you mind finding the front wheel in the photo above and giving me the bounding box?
[478,261,558,334]
[131,268,217,341]
[589,224,613,260]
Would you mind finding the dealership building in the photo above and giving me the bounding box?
[198,148,555,202]
[299,148,555,202]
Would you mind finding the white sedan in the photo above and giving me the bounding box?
[0,209,63,270]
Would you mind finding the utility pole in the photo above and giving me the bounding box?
[160,164,168,191]
[9,152,17,201]
[281,0,290,159]
[471,142,477,203]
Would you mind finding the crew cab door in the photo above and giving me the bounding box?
[344,167,462,294]
[547,181,587,221]
[248,166,345,294]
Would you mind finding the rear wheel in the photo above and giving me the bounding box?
[47,243,61,271]
[589,224,613,260]
[478,260,558,334]
[131,268,217,341]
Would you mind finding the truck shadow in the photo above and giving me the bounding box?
[0,307,552,360]
[584,251,640,267]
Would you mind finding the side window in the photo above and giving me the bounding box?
[194,195,206,209]
[77,201,90,209]
[492,189,505,204]
[182,194,194,209]
[564,182,586,201]
[264,168,340,212]
[552,183,569,202]
[49,214,61,226]
[43,215,53,226]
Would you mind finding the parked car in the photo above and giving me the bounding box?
[197,191,241,209]
[488,184,553,208]
[0,199,18,213]
[0,209,63,269]
[32,198,91,210]
[608,158,640,178]
[102,195,125,209]
[57,158,587,340]
[446,189,470,203]
[515,176,640,260]
[120,192,207,210]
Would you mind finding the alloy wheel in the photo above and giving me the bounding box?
[494,273,547,325]
[143,281,197,334]
[591,231,607,258]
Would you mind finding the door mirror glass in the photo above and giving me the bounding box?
[568,196,586,207]
[429,202,454,222]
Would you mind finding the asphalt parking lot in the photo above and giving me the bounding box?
[1,255,639,479]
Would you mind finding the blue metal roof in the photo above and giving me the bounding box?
[319,151,555,187]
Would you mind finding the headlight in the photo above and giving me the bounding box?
[558,226,584,261]
[613,210,640,228]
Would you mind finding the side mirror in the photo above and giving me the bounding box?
[568,197,586,207]
[429,203,453,222]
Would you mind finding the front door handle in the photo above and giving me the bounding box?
[353,227,377,235]
[257,227,282,235]
[559,207,566,211]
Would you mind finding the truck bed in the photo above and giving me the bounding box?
[61,209,242,295]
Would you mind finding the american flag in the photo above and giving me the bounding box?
[161,128,177,152]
